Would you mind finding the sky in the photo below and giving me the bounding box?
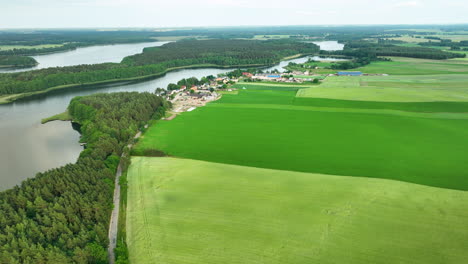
[1,0,467,28]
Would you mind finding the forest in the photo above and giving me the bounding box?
[0,55,37,68]
[0,39,319,96]
[121,39,320,66]
[0,92,167,263]
[335,41,465,59]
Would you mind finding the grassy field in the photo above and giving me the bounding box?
[127,157,468,264]
[297,75,468,102]
[134,86,468,190]
[356,57,468,75]
[0,44,64,50]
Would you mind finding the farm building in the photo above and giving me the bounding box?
[337,71,363,76]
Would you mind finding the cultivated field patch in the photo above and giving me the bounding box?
[127,157,468,264]
[134,87,468,190]
[297,75,468,102]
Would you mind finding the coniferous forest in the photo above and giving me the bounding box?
[0,92,167,263]
[0,39,320,97]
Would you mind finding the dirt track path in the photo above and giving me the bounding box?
[108,131,142,264]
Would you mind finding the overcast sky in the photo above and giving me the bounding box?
[1,0,467,28]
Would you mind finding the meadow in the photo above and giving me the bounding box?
[127,157,468,264]
[0,44,64,50]
[297,74,468,102]
[356,57,468,75]
[134,85,468,190]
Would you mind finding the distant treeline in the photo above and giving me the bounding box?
[0,92,167,263]
[316,40,465,70]
[419,40,468,50]
[0,43,82,56]
[0,55,37,68]
[0,39,319,97]
[341,41,465,59]
[0,31,159,56]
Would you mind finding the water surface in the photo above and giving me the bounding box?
[0,41,168,73]
[0,68,232,190]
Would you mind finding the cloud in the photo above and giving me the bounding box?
[395,0,423,7]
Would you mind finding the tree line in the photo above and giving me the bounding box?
[0,39,319,97]
[0,55,37,68]
[317,40,466,70]
[337,41,465,59]
[0,92,167,263]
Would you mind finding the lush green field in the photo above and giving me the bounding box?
[127,157,468,264]
[134,87,468,190]
[356,57,468,75]
[297,74,468,102]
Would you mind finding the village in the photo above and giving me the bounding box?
[159,69,388,118]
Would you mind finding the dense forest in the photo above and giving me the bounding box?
[335,41,465,59]
[0,55,37,68]
[122,39,320,66]
[0,39,319,97]
[0,92,167,263]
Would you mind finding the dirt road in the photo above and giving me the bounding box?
[108,131,142,264]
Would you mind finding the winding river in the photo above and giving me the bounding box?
[0,41,343,190]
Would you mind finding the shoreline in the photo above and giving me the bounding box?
[0,54,314,105]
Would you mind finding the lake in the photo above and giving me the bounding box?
[0,41,168,73]
[0,41,344,190]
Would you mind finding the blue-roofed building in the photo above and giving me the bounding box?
[267,75,281,78]
[337,71,362,76]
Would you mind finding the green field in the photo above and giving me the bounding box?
[129,54,468,263]
[134,85,468,190]
[356,57,468,75]
[297,75,468,102]
[127,157,468,264]
[0,44,64,50]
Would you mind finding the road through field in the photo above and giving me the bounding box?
[108,130,143,264]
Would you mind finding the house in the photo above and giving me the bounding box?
[180,85,187,90]
[337,71,363,76]
[242,72,253,78]
[190,86,197,91]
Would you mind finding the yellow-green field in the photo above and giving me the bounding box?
[297,74,468,102]
[127,157,468,264]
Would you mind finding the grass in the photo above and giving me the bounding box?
[41,110,72,124]
[127,157,468,264]
[356,57,468,75]
[0,44,64,50]
[297,74,468,102]
[134,87,468,190]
